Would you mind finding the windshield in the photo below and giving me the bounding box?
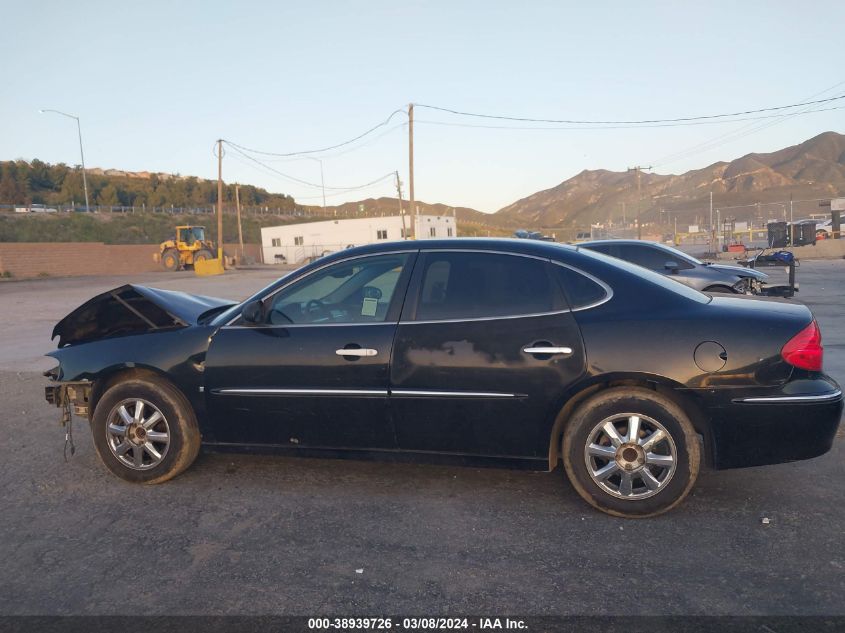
[210,269,299,325]
[178,227,205,244]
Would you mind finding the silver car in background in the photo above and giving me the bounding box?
[579,240,768,294]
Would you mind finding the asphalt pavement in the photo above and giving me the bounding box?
[1,261,843,615]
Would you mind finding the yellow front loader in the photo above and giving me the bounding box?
[153,225,215,271]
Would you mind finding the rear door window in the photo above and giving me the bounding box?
[617,244,669,271]
[414,252,555,320]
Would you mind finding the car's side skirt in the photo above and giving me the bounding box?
[200,441,550,471]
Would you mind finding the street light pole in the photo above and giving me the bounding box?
[39,109,90,212]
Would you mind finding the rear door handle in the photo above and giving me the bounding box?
[522,346,573,355]
[335,348,378,357]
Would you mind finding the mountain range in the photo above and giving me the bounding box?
[490,131,845,229]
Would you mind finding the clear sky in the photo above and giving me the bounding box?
[1,0,843,212]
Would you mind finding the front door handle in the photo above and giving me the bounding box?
[522,346,573,356]
[335,348,378,357]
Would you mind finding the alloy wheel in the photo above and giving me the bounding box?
[583,413,677,500]
[106,398,171,470]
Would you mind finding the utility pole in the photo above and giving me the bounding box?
[318,159,326,215]
[710,192,714,252]
[627,165,651,240]
[622,202,626,225]
[235,184,244,262]
[408,103,415,238]
[395,171,407,240]
[217,139,224,263]
[716,208,721,252]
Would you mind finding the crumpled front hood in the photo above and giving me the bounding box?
[52,284,236,348]
[707,263,769,281]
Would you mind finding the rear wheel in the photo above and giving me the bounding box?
[92,377,201,484]
[562,387,700,518]
[161,249,181,271]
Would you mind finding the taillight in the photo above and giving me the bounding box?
[781,320,823,371]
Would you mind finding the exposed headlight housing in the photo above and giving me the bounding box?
[732,279,749,293]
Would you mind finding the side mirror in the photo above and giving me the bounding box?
[241,299,264,324]
[664,260,680,273]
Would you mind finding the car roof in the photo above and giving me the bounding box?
[318,237,579,261]
[578,239,666,248]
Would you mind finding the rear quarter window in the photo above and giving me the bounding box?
[553,265,609,309]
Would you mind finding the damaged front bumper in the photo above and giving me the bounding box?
[44,369,92,460]
[44,369,92,419]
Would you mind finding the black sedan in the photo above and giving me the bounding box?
[44,239,842,517]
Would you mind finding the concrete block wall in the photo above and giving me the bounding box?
[779,239,845,260]
[0,242,266,278]
[0,243,159,278]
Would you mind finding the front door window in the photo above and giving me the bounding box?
[267,253,410,325]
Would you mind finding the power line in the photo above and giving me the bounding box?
[225,142,394,191]
[258,122,407,163]
[228,152,394,202]
[651,80,845,167]
[225,145,395,199]
[225,144,325,189]
[414,105,845,131]
[414,94,845,125]
[222,108,407,157]
[226,150,393,202]
[292,180,395,201]
[654,100,838,166]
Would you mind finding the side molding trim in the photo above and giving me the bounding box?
[733,389,842,404]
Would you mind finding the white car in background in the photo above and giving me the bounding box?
[32,204,58,213]
[815,219,833,238]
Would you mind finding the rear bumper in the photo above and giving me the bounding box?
[706,380,843,469]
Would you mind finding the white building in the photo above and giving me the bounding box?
[261,214,457,264]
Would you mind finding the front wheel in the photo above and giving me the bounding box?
[91,376,201,484]
[562,387,700,518]
[193,248,213,263]
[703,285,739,294]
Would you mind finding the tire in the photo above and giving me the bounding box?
[161,249,181,271]
[91,377,201,484]
[562,387,700,518]
[703,285,738,294]
[193,249,213,263]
